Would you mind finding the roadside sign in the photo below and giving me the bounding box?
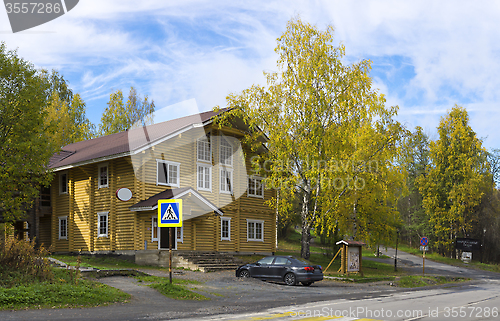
[158,200,182,227]
[420,237,428,276]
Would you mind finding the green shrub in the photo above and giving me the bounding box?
[0,238,52,287]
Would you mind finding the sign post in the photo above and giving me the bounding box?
[158,200,183,284]
[420,237,428,275]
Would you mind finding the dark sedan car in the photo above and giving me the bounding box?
[235,255,323,286]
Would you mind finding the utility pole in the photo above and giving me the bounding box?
[394,230,399,272]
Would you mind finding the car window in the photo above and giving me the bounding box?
[257,257,275,265]
[273,257,290,265]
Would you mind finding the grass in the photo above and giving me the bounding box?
[278,230,329,253]
[134,275,208,300]
[397,275,469,288]
[51,256,209,301]
[0,268,130,310]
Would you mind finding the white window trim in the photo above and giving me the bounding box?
[97,211,109,238]
[156,159,181,187]
[59,171,68,195]
[197,163,212,192]
[151,216,159,242]
[219,136,233,167]
[176,226,183,243]
[98,163,109,189]
[219,167,233,194]
[221,217,231,241]
[58,216,68,240]
[197,134,212,163]
[247,219,264,242]
[248,176,264,198]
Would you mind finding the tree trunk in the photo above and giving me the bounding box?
[300,187,311,259]
[301,226,311,259]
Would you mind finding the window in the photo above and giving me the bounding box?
[220,168,233,194]
[197,164,211,191]
[97,212,109,237]
[257,256,274,265]
[59,172,68,194]
[197,134,211,162]
[157,160,180,187]
[221,217,231,241]
[273,257,291,265]
[59,216,67,240]
[248,177,264,197]
[152,216,158,242]
[98,164,108,188]
[176,226,183,243]
[219,137,233,166]
[247,219,264,242]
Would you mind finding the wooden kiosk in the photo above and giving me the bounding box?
[336,240,366,276]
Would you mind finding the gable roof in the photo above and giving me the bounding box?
[336,240,366,247]
[49,109,228,171]
[129,187,224,217]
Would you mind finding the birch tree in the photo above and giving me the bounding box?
[215,18,405,258]
[99,87,155,136]
[417,105,492,255]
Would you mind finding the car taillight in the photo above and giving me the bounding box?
[304,266,314,272]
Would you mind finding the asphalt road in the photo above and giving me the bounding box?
[381,247,500,281]
[0,250,498,321]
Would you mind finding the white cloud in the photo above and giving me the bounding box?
[1,0,499,149]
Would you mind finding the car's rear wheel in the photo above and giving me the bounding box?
[239,269,250,278]
[301,282,312,286]
[284,273,296,286]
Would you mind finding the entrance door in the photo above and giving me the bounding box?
[159,227,176,250]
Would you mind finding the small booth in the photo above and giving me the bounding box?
[336,240,366,276]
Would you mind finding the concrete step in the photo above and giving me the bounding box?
[175,251,245,272]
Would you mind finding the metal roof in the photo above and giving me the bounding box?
[49,109,226,171]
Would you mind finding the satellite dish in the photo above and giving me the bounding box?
[116,188,133,202]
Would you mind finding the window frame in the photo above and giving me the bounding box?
[219,168,233,194]
[197,163,212,192]
[197,133,211,163]
[248,176,264,198]
[176,226,183,243]
[59,171,68,195]
[58,216,68,240]
[247,219,264,242]
[156,159,180,187]
[98,163,109,189]
[151,216,159,242]
[221,217,231,241]
[219,136,233,167]
[97,212,109,238]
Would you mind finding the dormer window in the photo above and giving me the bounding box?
[220,136,233,166]
[197,133,211,163]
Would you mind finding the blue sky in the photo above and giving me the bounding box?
[1,0,500,150]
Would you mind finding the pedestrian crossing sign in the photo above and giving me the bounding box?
[158,200,182,227]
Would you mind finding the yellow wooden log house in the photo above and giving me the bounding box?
[35,110,276,258]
